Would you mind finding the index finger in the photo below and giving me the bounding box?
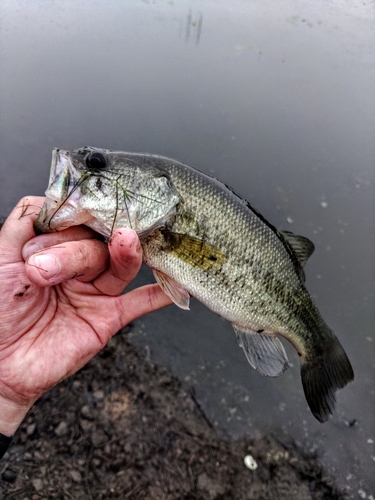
[0,196,45,264]
[91,228,143,296]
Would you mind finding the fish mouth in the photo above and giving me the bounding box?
[34,148,92,234]
[34,202,93,234]
[34,200,56,234]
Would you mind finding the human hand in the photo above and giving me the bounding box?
[0,196,172,436]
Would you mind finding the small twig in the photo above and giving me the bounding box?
[62,487,76,500]
[0,460,9,476]
[188,387,215,429]
[2,485,31,499]
[84,445,94,500]
[17,201,40,219]
[124,481,143,498]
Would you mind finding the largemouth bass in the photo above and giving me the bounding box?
[35,147,354,422]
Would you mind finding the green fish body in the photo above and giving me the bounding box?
[35,147,354,422]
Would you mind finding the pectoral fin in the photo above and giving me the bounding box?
[152,269,190,310]
[233,325,290,377]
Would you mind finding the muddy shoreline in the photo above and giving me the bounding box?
[1,327,346,499]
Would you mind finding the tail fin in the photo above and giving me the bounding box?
[301,336,354,423]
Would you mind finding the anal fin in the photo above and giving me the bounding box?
[152,269,190,310]
[233,325,290,377]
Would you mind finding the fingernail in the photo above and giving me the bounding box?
[22,242,43,261]
[28,253,62,279]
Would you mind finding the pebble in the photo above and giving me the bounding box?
[197,472,226,499]
[91,430,106,446]
[34,450,45,461]
[93,390,105,401]
[81,405,94,420]
[54,420,69,437]
[69,469,82,483]
[80,419,93,431]
[244,455,258,470]
[32,478,43,491]
[27,423,37,436]
[2,469,19,483]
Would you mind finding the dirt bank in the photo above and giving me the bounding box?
[0,327,346,499]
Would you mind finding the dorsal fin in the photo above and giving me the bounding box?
[279,230,315,267]
[233,325,290,377]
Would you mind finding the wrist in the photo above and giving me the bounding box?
[0,395,33,437]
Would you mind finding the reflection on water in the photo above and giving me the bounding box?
[0,0,374,497]
[185,9,203,44]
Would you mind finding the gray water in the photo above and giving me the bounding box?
[1,0,374,497]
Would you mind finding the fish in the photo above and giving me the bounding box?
[35,146,354,422]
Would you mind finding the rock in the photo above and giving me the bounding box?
[27,423,37,436]
[69,469,83,483]
[2,468,19,483]
[91,430,107,446]
[32,478,43,491]
[81,404,94,420]
[93,390,105,401]
[34,450,45,461]
[54,420,69,437]
[79,418,93,431]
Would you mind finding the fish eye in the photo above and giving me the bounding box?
[86,152,107,169]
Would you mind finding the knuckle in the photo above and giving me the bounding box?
[146,285,161,311]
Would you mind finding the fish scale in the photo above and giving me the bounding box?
[146,159,303,327]
[35,146,354,422]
